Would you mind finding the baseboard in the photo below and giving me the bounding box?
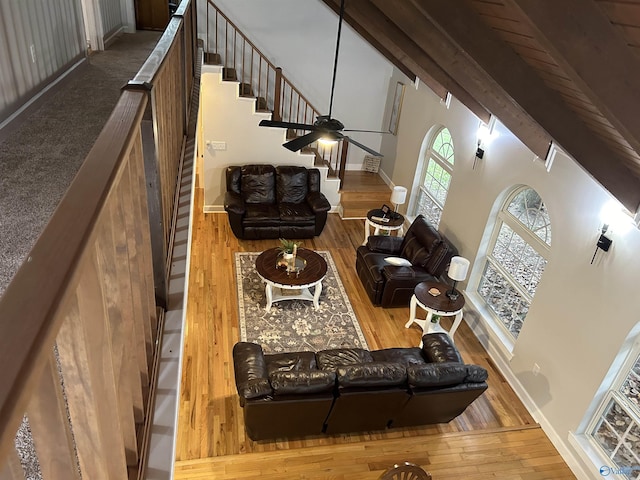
[463,300,593,479]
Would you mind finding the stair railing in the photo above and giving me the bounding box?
[205,0,346,180]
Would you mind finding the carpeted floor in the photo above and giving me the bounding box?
[0,31,161,296]
[235,251,369,353]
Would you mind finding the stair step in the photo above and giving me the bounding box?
[204,52,222,65]
[341,199,390,218]
[239,82,253,96]
[256,97,268,111]
[222,67,237,81]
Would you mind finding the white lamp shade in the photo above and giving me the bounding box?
[448,256,470,282]
[390,186,408,205]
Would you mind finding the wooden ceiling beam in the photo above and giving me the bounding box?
[371,0,551,159]
[410,0,640,212]
[509,0,640,168]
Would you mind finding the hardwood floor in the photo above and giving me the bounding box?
[173,183,575,478]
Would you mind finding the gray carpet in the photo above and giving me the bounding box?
[236,251,369,353]
[0,31,161,296]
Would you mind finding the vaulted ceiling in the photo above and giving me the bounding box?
[321,0,640,213]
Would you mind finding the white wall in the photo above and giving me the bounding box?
[198,0,393,168]
[200,66,341,210]
[390,71,640,477]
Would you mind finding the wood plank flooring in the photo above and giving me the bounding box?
[174,180,575,478]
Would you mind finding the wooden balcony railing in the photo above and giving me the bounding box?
[0,1,197,479]
[205,0,348,181]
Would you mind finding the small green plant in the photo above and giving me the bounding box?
[278,238,302,254]
[430,314,441,324]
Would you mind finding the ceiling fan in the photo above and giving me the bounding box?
[259,0,383,157]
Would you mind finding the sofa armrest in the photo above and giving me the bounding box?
[233,342,272,400]
[367,235,403,254]
[421,333,463,364]
[224,191,246,215]
[306,191,331,213]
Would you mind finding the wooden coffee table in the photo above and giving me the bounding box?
[255,248,328,312]
[405,280,465,344]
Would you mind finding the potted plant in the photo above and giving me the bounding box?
[278,238,302,255]
[430,314,441,324]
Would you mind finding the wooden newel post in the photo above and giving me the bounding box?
[274,67,282,121]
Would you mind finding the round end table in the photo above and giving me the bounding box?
[405,280,465,345]
[363,208,405,245]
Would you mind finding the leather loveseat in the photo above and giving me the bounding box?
[232,333,488,440]
[224,164,331,239]
[356,215,458,307]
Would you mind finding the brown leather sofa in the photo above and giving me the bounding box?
[232,333,488,440]
[356,215,458,307]
[224,164,331,239]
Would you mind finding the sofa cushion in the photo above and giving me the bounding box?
[316,348,374,371]
[276,166,308,204]
[279,202,315,223]
[371,347,425,366]
[400,217,442,268]
[241,165,276,204]
[265,351,317,374]
[243,204,280,227]
[407,363,468,388]
[336,362,407,388]
[466,365,489,383]
[269,370,336,395]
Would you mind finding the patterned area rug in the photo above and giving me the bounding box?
[235,251,368,353]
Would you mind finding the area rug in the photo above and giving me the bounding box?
[235,251,368,353]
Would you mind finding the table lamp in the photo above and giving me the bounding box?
[390,186,407,219]
[446,256,470,301]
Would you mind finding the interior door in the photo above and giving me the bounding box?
[135,0,169,31]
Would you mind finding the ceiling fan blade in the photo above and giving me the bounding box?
[283,131,325,152]
[343,129,390,134]
[259,119,316,130]
[344,136,383,157]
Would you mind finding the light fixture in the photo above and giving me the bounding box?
[318,136,339,147]
[390,186,407,218]
[446,256,470,301]
[590,224,612,264]
[473,117,498,169]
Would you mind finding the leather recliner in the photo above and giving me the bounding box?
[224,164,331,239]
[355,215,458,307]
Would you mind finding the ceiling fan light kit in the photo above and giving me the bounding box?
[258,0,383,157]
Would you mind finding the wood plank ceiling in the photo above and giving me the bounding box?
[322,0,640,213]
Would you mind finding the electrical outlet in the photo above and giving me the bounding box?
[30,45,36,63]
[532,363,541,376]
[209,141,226,151]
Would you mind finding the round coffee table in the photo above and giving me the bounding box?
[255,248,328,312]
[363,208,405,245]
[405,280,465,344]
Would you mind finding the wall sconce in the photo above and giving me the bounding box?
[590,224,612,264]
[447,256,470,300]
[473,117,496,169]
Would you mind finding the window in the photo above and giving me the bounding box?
[589,349,640,478]
[477,187,551,339]
[414,127,454,228]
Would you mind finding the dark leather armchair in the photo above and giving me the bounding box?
[355,215,458,307]
[224,164,331,239]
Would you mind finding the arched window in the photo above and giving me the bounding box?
[413,127,454,228]
[477,187,551,339]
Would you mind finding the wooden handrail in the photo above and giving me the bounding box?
[0,0,197,477]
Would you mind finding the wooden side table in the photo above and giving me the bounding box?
[363,208,405,245]
[405,280,465,344]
